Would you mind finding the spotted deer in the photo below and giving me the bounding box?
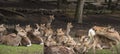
[44,24,53,40]
[40,24,46,36]
[0,24,7,36]
[15,24,23,32]
[0,33,22,46]
[44,36,56,47]
[47,15,55,26]
[17,28,32,47]
[87,26,120,54]
[40,15,55,25]
[66,22,73,36]
[55,28,68,45]
[32,28,44,45]
[65,23,76,49]
[25,25,32,32]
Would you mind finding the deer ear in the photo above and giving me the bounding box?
[59,28,62,31]
[28,25,30,27]
[16,24,20,27]
[93,26,97,29]
[50,15,55,19]
[0,24,4,27]
[35,24,37,25]
[42,24,45,26]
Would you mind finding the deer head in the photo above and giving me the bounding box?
[49,15,55,22]
[44,28,53,39]
[15,24,23,32]
[17,28,32,47]
[67,22,73,29]
[40,24,46,30]
[17,29,27,37]
[25,25,32,32]
[35,24,40,29]
[56,28,65,36]
[46,23,51,29]
[0,24,6,32]
[66,22,73,36]
[33,28,41,36]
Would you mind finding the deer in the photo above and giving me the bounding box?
[40,15,55,24]
[44,45,75,54]
[65,22,76,49]
[16,27,32,47]
[0,33,22,46]
[25,24,33,32]
[15,24,23,32]
[40,23,56,47]
[44,35,56,47]
[47,15,55,25]
[55,28,68,46]
[39,24,46,36]
[31,28,44,45]
[87,26,120,54]
[25,24,44,45]
[44,22,54,39]
[0,24,7,36]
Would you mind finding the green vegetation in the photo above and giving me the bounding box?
[88,49,114,54]
[0,44,43,54]
[87,45,120,54]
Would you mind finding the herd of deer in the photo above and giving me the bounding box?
[0,15,120,54]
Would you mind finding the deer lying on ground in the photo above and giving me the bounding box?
[39,24,46,37]
[44,35,56,47]
[41,23,56,47]
[16,27,32,47]
[0,24,31,46]
[0,24,7,36]
[0,33,21,46]
[44,45,75,54]
[55,28,68,45]
[30,28,43,45]
[44,23,54,40]
[25,24,44,45]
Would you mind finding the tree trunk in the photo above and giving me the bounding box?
[75,0,85,23]
[108,0,112,9]
[105,0,108,3]
[57,0,62,9]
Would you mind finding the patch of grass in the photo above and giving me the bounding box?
[0,44,44,54]
[87,45,120,54]
[88,49,113,54]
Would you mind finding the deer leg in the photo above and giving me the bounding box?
[93,46,96,54]
[92,40,97,54]
[23,37,32,47]
[110,42,115,54]
[115,45,119,54]
[40,37,44,45]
